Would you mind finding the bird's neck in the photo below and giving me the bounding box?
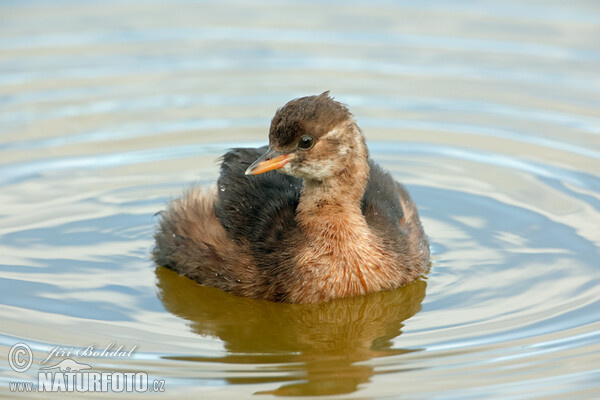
[296,154,369,235]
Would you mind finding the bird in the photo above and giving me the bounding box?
[154,92,429,304]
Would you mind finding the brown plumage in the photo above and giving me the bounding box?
[154,92,429,303]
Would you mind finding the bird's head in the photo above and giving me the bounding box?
[245,92,367,184]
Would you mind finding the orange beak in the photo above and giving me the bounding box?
[245,148,293,175]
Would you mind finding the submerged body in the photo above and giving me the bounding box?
[154,93,429,303]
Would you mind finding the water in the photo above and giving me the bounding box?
[1,0,599,398]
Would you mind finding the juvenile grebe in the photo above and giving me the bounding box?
[154,92,429,303]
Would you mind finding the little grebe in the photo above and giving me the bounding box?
[154,92,429,303]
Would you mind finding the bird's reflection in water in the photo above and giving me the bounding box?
[156,266,427,396]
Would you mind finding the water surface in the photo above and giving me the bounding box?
[1,0,599,398]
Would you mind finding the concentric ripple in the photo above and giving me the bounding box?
[1,0,599,398]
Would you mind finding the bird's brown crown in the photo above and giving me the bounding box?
[269,92,352,150]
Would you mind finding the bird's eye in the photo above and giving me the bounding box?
[297,135,314,150]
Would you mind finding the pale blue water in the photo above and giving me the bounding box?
[1,1,599,398]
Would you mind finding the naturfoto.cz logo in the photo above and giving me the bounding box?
[8,342,165,393]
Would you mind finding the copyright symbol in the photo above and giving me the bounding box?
[8,343,33,373]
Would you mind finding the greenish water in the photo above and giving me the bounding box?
[1,0,599,398]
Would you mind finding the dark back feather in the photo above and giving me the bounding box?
[215,147,303,250]
[362,161,404,230]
